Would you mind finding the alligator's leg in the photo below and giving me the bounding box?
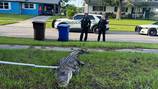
[76,59,85,66]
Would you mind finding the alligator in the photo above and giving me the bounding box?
[57,49,86,87]
[0,48,87,88]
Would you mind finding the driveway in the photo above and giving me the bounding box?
[5,16,51,27]
[0,24,158,43]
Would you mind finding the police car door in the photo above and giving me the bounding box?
[70,15,84,28]
[88,15,96,27]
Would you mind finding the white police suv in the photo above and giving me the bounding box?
[52,13,102,33]
[135,22,158,36]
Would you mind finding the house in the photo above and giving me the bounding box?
[84,0,158,19]
[84,0,131,15]
[129,0,158,19]
[0,0,61,15]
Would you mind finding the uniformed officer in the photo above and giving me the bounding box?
[97,15,108,42]
[105,15,109,31]
[80,13,91,41]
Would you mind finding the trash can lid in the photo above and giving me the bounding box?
[32,20,45,23]
[57,24,70,28]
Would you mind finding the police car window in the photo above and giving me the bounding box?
[88,15,95,20]
[74,15,84,20]
[97,16,101,19]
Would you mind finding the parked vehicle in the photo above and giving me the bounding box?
[135,22,158,36]
[52,13,102,33]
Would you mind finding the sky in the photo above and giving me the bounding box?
[67,0,84,7]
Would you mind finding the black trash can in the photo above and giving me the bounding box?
[32,21,46,41]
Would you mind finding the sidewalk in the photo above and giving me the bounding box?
[5,16,51,27]
[0,44,158,53]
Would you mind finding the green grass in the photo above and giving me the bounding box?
[0,36,158,49]
[47,16,155,32]
[110,19,155,32]
[0,14,34,25]
[1,49,158,88]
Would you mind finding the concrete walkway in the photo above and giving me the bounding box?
[0,44,158,53]
[5,16,51,27]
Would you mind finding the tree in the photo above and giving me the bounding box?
[60,0,76,16]
[61,0,76,7]
[116,0,132,19]
[115,0,123,20]
[61,0,70,7]
[66,5,77,18]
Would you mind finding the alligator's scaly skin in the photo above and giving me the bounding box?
[57,49,85,87]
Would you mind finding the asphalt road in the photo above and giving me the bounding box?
[0,25,158,43]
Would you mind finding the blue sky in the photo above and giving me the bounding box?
[67,0,84,7]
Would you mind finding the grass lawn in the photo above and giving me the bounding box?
[0,49,158,88]
[0,14,34,25]
[47,16,155,32]
[0,36,158,49]
[110,19,155,32]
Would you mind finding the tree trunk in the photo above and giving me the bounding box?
[116,0,123,20]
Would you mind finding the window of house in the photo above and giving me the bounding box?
[104,6,106,11]
[0,2,10,10]
[99,6,104,11]
[122,7,128,12]
[93,6,97,11]
[126,8,128,12]
[30,4,34,8]
[114,7,117,12]
[93,6,106,11]
[22,3,35,9]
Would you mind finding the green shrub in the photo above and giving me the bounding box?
[66,9,76,18]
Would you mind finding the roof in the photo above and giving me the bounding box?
[132,1,158,6]
[2,0,61,4]
[85,0,106,5]
[85,0,158,6]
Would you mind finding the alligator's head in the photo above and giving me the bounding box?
[71,48,88,55]
[57,68,72,87]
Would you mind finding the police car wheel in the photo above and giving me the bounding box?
[92,25,99,34]
[52,19,56,28]
[148,28,157,36]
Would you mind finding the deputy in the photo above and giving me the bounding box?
[97,15,108,42]
[80,13,91,41]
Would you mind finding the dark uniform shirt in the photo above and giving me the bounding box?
[98,19,107,30]
[81,16,91,29]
